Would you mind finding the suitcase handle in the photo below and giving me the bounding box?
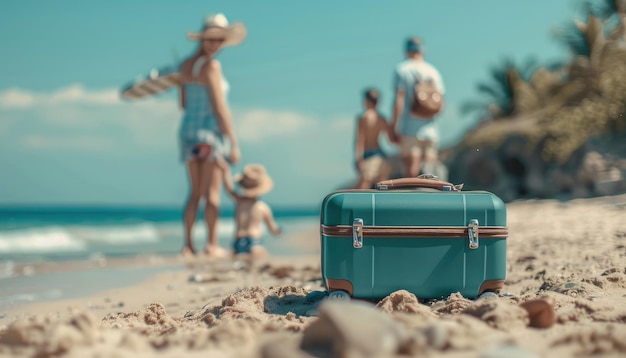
[375,177,464,191]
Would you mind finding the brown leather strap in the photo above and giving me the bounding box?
[376,177,462,191]
[321,225,508,238]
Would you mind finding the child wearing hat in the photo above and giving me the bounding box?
[217,158,282,259]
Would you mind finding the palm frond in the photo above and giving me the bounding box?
[607,19,626,40]
[585,0,625,19]
[476,82,505,101]
[553,21,591,57]
[459,101,489,115]
[519,57,540,81]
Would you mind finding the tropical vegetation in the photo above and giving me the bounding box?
[459,0,626,163]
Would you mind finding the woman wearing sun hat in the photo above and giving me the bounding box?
[179,13,246,258]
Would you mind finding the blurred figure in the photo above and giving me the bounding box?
[217,158,282,261]
[178,13,246,257]
[354,88,393,189]
[389,37,445,177]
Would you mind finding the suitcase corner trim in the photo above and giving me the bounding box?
[326,278,353,296]
[478,279,505,294]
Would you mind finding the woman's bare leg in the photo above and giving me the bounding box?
[203,158,226,257]
[182,160,203,256]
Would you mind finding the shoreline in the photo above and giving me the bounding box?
[1,254,322,326]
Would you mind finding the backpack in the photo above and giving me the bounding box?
[410,76,444,119]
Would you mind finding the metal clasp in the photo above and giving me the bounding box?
[468,219,479,249]
[352,218,363,249]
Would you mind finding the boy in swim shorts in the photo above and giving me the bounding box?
[354,88,393,189]
[216,158,281,260]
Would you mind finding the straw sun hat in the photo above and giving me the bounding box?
[187,13,247,47]
[234,164,274,198]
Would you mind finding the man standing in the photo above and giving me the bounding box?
[390,37,445,178]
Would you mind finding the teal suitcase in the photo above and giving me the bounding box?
[320,177,508,300]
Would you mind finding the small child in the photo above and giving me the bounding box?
[354,88,393,189]
[216,158,281,260]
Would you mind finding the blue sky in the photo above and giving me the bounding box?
[0,0,581,208]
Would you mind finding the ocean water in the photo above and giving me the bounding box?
[0,206,320,264]
[0,206,320,310]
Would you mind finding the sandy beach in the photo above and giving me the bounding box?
[1,194,626,358]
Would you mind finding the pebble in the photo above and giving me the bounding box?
[300,300,408,357]
[519,298,556,328]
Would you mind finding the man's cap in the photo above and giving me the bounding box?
[405,37,423,53]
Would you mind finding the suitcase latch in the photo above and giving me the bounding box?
[352,218,363,248]
[468,219,479,249]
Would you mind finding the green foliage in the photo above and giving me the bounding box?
[461,58,539,120]
[460,3,626,164]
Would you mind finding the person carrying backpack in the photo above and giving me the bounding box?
[389,37,445,178]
